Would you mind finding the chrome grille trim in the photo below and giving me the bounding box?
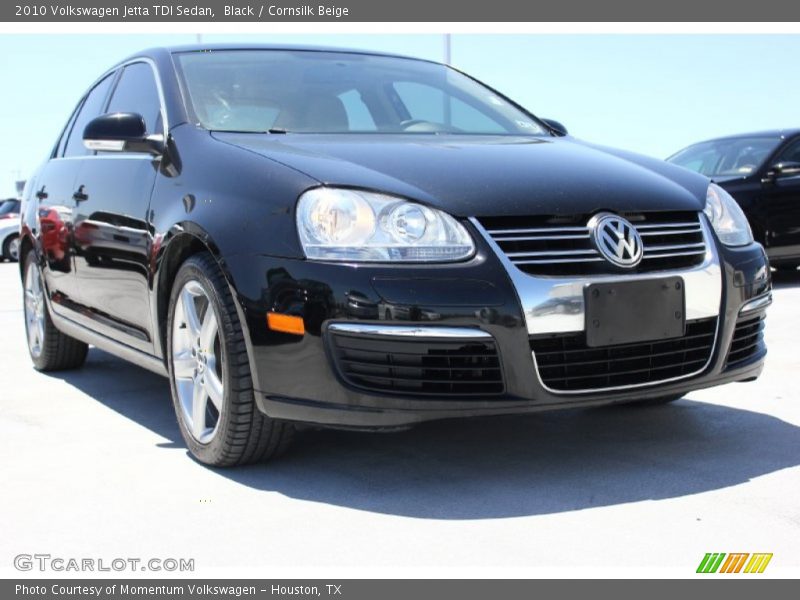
[507,248,600,257]
[639,227,702,236]
[486,226,588,235]
[470,215,722,335]
[634,221,700,229]
[642,249,707,259]
[495,234,591,242]
[470,214,723,393]
[644,242,705,252]
[327,324,492,339]
[480,213,708,271]
[514,257,605,265]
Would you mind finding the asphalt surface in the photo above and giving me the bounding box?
[1,260,798,577]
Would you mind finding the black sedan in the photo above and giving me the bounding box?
[667,129,800,270]
[19,45,771,466]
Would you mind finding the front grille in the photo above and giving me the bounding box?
[530,317,717,392]
[479,211,707,276]
[328,332,504,397]
[725,313,766,368]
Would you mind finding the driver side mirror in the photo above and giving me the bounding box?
[542,118,568,136]
[771,161,800,177]
[83,112,164,155]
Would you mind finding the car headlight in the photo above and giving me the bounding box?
[296,188,475,262]
[704,183,753,247]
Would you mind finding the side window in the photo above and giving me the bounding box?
[63,74,115,158]
[106,62,163,135]
[393,81,505,133]
[56,101,82,157]
[338,89,376,131]
[774,139,800,165]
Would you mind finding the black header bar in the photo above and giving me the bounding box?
[3,579,797,600]
[4,0,800,22]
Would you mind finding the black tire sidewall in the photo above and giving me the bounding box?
[4,234,19,260]
[167,255,235,465]
[23,250,52,370]
[22,250,39,366]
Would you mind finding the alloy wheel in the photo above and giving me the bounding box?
[23,262,45,358]
[171,280,224,444]
[8,237,20,261]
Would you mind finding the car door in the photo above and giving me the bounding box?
[760,138,800,258]
[71,61,163,352]
[35,73,116,313]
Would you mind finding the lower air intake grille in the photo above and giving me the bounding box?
[328,332,504,397]
[530,317,717,392]
[726,313,766,368]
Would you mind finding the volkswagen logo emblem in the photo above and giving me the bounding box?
[589,213,644,268]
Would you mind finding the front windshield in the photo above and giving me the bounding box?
[174,50,547,135]
[667,137,780,177]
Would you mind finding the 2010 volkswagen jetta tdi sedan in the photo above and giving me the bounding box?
[19,45,771,466]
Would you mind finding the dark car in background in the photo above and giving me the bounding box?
[19,45,771,466]
[667,130,800,270]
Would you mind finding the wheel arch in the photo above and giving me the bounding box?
[17,231,35,276]
[152,225,259,389]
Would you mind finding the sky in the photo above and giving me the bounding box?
[0,33,799,197]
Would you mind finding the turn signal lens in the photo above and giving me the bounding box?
[267,312,305,335]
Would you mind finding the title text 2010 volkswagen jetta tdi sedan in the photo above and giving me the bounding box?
[19,46,771,466]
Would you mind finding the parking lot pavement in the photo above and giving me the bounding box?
[1,260,799,577]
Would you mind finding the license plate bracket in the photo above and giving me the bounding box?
[584,277,686,347]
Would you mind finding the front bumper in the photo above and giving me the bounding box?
[226,222,771,428]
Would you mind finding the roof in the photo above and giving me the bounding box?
[691,129,800,143]
[139,43,435,63]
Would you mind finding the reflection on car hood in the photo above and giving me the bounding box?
[711,174,751,185]
[213,132,709,217]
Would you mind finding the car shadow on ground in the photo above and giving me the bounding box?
[771,267,800,289]
[48,348,800,520]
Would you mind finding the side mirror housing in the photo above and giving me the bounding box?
[773,161,800,176]
[542,118,568,136]
[83,112,164,155]
[762,160,800,183]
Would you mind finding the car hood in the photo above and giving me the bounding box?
[213,132,709,217]
[711,174,751,186]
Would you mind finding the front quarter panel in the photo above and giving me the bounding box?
[147,124,319,364]
[150,125,318,261]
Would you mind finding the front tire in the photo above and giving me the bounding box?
[3,234,20,262]
[167,253,293,466]
[22,250,88,371]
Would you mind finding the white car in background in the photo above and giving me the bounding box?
[0,199,21,261]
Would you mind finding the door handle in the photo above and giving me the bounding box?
[73,186,88,202]
[36,187,48,200]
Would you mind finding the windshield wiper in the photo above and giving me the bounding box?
[267,128,289,134]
